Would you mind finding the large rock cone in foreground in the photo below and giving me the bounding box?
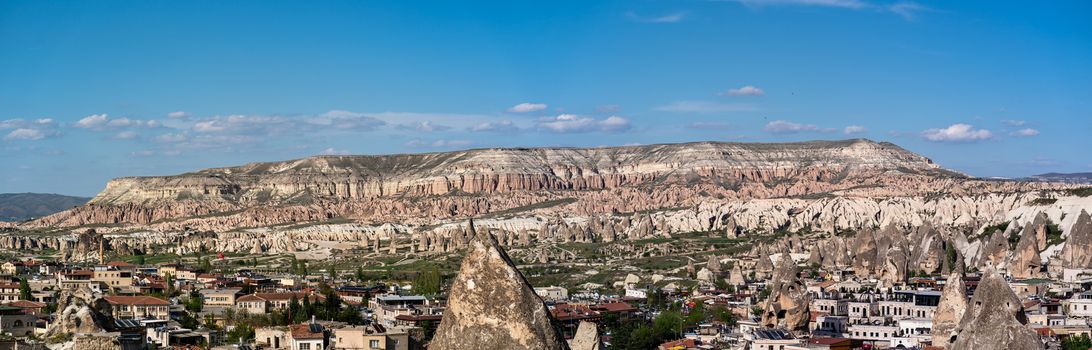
[932,273,967,349]
[430,220,569,350]
[760,255,811,332]
[949,268,1043,350]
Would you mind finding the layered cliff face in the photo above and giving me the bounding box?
[90,139,948,205]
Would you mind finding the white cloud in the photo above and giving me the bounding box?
[1010,128,1040,137]
[536,114,632,133]
[396,121,452,132]
[720,85,765,96]
[654,101,759,113]
[470,120,520,133]
[75,114,109,129]
[506,103,548,113]
[319,147,351,155]
[167,111,190,119]
[626,11,687,23]
[113,131,139,140]
[405,139,474,148]
[302,110,386,131]
[156,133,188,143]
[727,0,867,9]
[888,2,929,20]
[0,119,60,141]
[921,123,993,142]
[843,125,866,134]
[4,128,46,140]
[764,120,819,134]
[74,113,160,130]
[1001,119,1027,127]
[727,0,931,20]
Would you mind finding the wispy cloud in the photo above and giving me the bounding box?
[723,0,933,20]
[887,1,930,21]
[720,85,765,97]
[843,125,866,134]
[405,139,475,148]
[319,147,351,155]
[506,103,548,113]
[921,123,992,142]
[0,118,61,141]
[395,121,452,132]
[1001,119,1027,127]
[725,0,867,10]
[167,111,189,119]
[626,11,688,23]
[470,120,520,133]
[1010,128,1040,137]
[654,101,759,113]
[764,120,819,134]
[73,113,161,130]
[536,114,631,133]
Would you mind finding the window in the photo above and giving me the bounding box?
[299,343,311,350]
[370,340,381,348]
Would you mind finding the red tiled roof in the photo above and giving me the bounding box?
[659,338,696,349]
[107,261,134,267]
[291,324,325,340]
[8,300,46,308]
[809,337,850,345]
[551,303,600,321]
[103,295,169,306]
[592,302,637,313]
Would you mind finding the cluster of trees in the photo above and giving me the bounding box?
[1063,334,1092,350]
[413,266,443,296]
[604,301,737,350]
[290,256,309,276]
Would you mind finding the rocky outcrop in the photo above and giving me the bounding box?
[949,268,1043,350]
[932,273,968,349]
[46,287,115,336]
[1060,210,1092,269]
[1010,222,1043,279]
[569,321,601,350]
[430,221,569,350]
[761,254,811,332]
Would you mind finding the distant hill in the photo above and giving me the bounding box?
[1025,172,1092,184]
[0,193,90,222]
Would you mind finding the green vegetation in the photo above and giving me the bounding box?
[1046,223,1065,247]
[1065,187,1092,197]
[413,266,444,296]
[1063,334,1092,350]
[1029,197,1058,206]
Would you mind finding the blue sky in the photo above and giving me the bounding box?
[1,0,1090,196]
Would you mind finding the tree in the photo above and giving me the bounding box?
[18,278,31,301]
[288,296,301,323]
[710,305,737,326]
[1063,334,1092,350]
[653,310,684,342]
[684,302,705,328]
[178,311,199,329]
[184,291,203,313]
[328,266,337,280]
[135,255,146,265]
[355,267,365,282]
[164,273,176,297]
[413,267,443,296]
[226,323,255,343]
